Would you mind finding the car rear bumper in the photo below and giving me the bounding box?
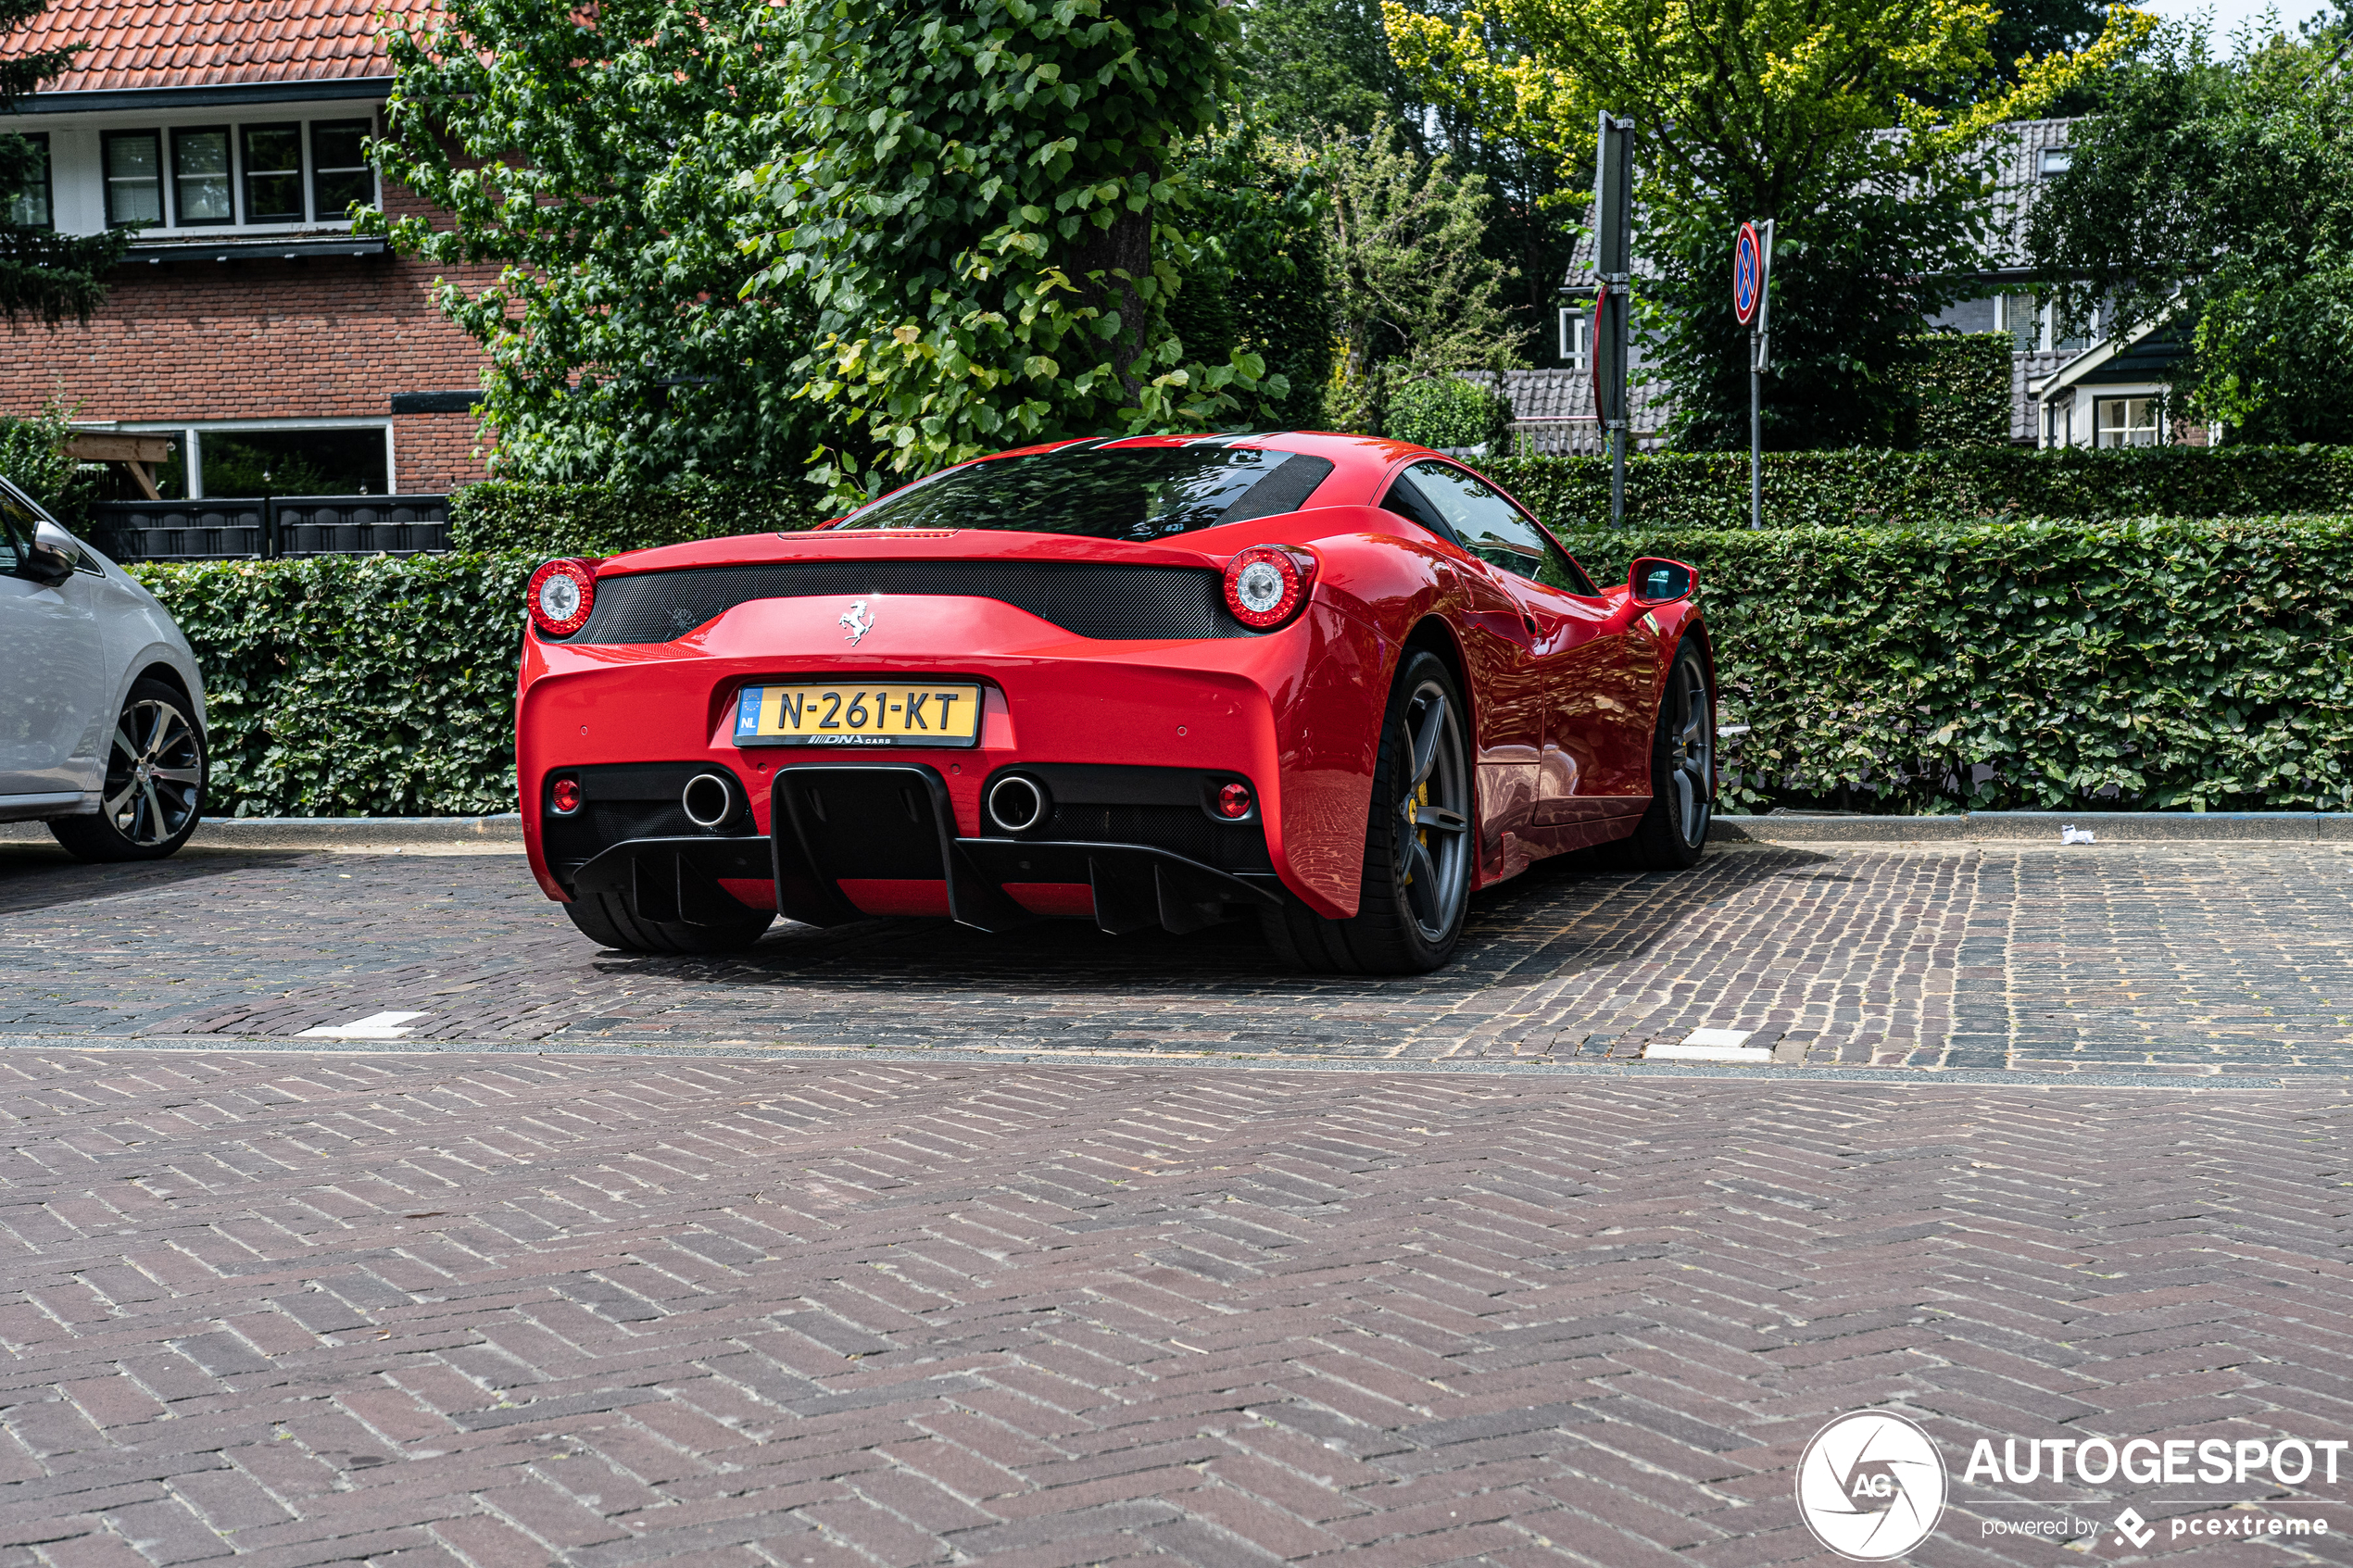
[562,763,1284,935]
[518,594,1381,918]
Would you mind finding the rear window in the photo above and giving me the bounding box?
[835,443,1337,543]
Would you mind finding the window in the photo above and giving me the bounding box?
[171,127,233,225]
[310,119,376,220]
[195,428,390,498]
[242,123,304,222]
[1391,460,1597,595]
[2039,147,2071,175]
[0,485,30,569]
[831,444,1336,540]
[2095,396,2159,448]
[1998,294,2037,354]
[1557,307,1591,370]
[2046,301,2092,357]
[103,130,163,228]
[6,132,50,229]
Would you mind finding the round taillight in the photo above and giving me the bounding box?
[1217,782,1253,819]
[527,558,596,637]
[1223,545,1315,630]
[550,778,582,815]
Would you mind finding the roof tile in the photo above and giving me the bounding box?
[0,0,432,93]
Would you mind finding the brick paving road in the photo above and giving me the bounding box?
[4,840,2351,1075]
[3,1050,2351,1566]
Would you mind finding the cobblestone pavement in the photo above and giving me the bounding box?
[3,1049,2351,1567]
[4,840,2351,1077]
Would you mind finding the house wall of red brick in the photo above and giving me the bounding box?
[0,185,501,494]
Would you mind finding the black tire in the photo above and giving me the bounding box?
[1260,649,1473,974]
[1623,640,1714,870]
[560,889,774,955]
[49,677,207,863]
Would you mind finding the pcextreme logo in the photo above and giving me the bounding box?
[1795,1411,1949,1561]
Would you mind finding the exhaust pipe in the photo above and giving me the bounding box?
[986,773,1049,834]
[681,772,737,830]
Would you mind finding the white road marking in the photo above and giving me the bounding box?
[1646,1027,1772,1064]
[297,1011,428,1040]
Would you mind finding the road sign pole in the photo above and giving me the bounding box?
[1595,111,1634,525]
[1732,219,1774,529]
[1750,332,1761,531]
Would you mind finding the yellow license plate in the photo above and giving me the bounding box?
[733,682,983,747]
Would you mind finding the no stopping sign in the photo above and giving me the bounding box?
[1733,221,1763,325]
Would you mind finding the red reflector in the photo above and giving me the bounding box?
[550,778,582,815]
[1217,782,1252,819]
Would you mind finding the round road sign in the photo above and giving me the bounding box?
[1733,221,1763,325]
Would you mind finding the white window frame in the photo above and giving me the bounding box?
[1557,307,1592,370]
[112,418,396,499]
[2093,395,2162,448]
[50,109,378,239]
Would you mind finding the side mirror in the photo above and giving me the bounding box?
[20,521,78,587]
[1629,556,1694,606]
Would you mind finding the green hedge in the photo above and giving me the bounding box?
[1489,445,2353,533]
[1900,332,2011,452]
[131,553,535,817]
[1556,515,2353,814]
[134,514,2353,818]
[448,449,2353,562]
[1387,375,1513,452]
[448,479,825,556]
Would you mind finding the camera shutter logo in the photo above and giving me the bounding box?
[1795,1411,1949,1561]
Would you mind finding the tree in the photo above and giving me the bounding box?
[1240,0,1424,141]
[736,0,1283,506]
[1314,118,1524,431]
[0,0,130,328]
[2025,20,2353,444]
[373,0,1280,498]
[1385,0,2148,448]
[365,0,801,485]
[1167,131,1334,430]
[1241,0,1581,368]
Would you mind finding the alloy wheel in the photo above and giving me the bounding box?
[100,696,203,848]
[1667,658,1713,848]
[1395,678,1470,943]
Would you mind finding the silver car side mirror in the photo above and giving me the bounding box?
[21,521,79,587]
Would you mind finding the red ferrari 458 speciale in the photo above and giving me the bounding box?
[517,432,1715,972]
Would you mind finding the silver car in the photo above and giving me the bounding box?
[0,478,208,860]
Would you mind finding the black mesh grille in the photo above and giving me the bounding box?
[567,560,1248,645]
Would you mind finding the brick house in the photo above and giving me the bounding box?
[0,0,492,502]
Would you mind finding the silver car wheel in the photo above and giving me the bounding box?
[101,696,203,848]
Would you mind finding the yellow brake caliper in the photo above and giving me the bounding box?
[1403,779,1429,884]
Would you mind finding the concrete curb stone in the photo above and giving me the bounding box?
[189,813,526,847]
[1716,809,2351,843]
